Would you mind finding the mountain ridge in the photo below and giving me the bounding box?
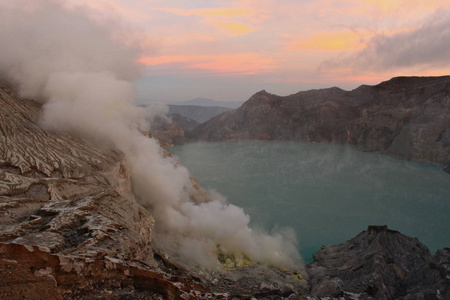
[168,104,233,123]
[1,79,449,299]
[192,76,450,171]
[170,97,243,108]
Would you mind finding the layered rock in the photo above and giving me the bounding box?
[0,81,310,299]
[0,243,208,299]
[0,82,155,264]
[193,76,450,170]
[0,83,203,298]
[2,81,448,299]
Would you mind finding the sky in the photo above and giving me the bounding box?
[65,0,450,104]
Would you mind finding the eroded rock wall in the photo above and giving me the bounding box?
[193,76,450,170]
[0,83,155,266]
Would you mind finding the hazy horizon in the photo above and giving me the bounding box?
[136,74,450,105]
[135,95,244,106]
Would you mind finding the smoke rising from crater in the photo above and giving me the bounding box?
[0,0,301,269]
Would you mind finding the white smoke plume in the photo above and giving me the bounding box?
[0,0,301,269]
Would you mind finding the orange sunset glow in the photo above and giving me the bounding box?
[67,0,450,103]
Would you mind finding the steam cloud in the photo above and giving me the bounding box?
[0,0,301,269]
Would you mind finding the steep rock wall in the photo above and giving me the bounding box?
[193,76,450,170]
[0,82,155,265]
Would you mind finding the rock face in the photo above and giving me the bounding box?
[210,264,308,298]
[0,82,216,298]
[0,82,155,264]
[307,225,450,299]
[151,113,199,147]
[1,81,448,299]
[0,243,208,300]
[0,81,309,299]
[193,76,450,170]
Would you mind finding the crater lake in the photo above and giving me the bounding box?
[169,141,450,263]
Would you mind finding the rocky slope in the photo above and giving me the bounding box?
[1,81,449,299]
[307,225,450,299]
[0,81,309,298]
[193,76,450,171]
[168,105,232,123]
[0,82,155,261]
[150,113,199,147]
[0,82,184,298]
[1,81,247,299]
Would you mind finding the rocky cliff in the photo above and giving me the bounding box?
[0,82,155,261]
[1,82,449,299]
[308,225,450,299]
[150,113,199,147]
[193,76,450,171]
[1,81,244,299]
[0,82,183,298]
[0,81,309,298]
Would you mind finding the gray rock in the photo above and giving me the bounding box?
[0,81,313,299]
[210,264,308,298]
[307,225,450,299]
[193,76,450,169]
[0,82,155,266]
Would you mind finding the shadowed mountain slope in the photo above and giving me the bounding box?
[168,104,233,123]
[1,81,449,299]
[193,76,450,171]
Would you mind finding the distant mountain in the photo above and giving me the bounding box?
[171,98,243,108]
[192,76,450,171]
[2,81,449,299]
[168,104,233,123]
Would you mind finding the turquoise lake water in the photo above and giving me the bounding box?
[169,141,450,263]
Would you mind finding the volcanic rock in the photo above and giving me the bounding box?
[0,81,155,264]
[0,81,311,299]
[0,82,213,298]
[193,76,450,170]
[0,243,209,299]
[306,225,450,299]
[2,80,448,299]
[210,264,308,298]
[150,113,199,147]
